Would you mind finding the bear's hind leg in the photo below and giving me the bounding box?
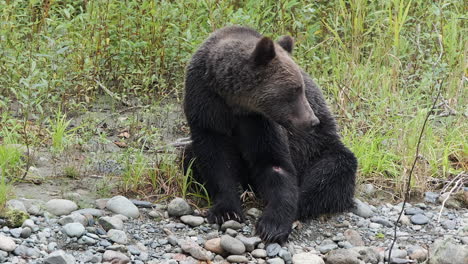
[298,143,357,220]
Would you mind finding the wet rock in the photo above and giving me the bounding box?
[424,192,439,203]
[292,252,324,264]
[10,228,22,238]
[411,214,429,225]
[204,238,225,255]
[227,255,249,263]
[352,198,373,218]
[107,229,128,244]
[103,250,130,263]
[221,220,243,231]
[45,199,78,216]
[344,229,365,246]
[236,235,261,252]
[220,235,245,255]
[106,196,140,218]
[0,234,17,252]
[180,215,204,227]
[99,216,124,231]
[44,250,76,264]
[167,198,192,217]
[62,223,85,237]
[430,238,468,264]
[266,243,282,257]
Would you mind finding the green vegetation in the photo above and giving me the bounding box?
[0,0,466,204]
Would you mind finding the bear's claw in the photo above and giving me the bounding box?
[255,215,292,244]
[207,204,244,224]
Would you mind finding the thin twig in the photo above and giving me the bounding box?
[20,118,31,180]
[437,176,463,222]
[387,79,443,263]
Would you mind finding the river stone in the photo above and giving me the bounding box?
[385,249,407,260]
[62,223,85,237]
[411,214,429,225]
[252,249,267,258]
[0,234,17,252]
[405,207,424,215]
[6,200,27,212]
[204,238,225,255]
[59,213,87,226]
[430,238,468,264]
[46,199,78,216]
[106,196,140,218]
[266,257,285,264]
[349,247,382,264]
[266,243,282,257]
[20,227,32,238]
[227,255,249,263]
[73,208,104,217]
[13,245,41,258]
[167,198,192,217]
[236,235,262,252]
[292,252,325,264]
[44,250,76,264]
[408,245,428,262]
[326,248,361,264]
[180,215,204,227]
[179,239,213,260]
[221,220,243,231]
[318,243,338,254]
[107,229,128,244]
[99,216,124,231]
[220,235,245,255]
[351,198,373,218]
[344,229,365,246]
[103,250,130,263]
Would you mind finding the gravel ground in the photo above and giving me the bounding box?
[1,187,467,264]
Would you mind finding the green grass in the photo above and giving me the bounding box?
[0,0,466,203]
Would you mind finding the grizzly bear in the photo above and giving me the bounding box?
[183,26,357,244]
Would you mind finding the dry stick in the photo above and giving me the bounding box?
[20,117,31,180]
[437,173,466,222]
[387,79,443,264]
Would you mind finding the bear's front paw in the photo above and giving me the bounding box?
[207,203,244,224]
[256,214,292,244]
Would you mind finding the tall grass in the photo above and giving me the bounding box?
[0,0,466,197]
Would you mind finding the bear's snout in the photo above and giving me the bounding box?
[289,96,320,130]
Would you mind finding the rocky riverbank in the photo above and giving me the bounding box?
[0,189,467,264]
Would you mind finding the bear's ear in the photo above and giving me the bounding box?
[277,35,294,53]
[252,37,276,65]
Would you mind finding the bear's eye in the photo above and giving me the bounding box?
[294,86,302,94]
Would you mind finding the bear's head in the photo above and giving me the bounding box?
[233,36,319,131]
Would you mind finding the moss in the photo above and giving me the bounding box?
[4,209,29,227]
